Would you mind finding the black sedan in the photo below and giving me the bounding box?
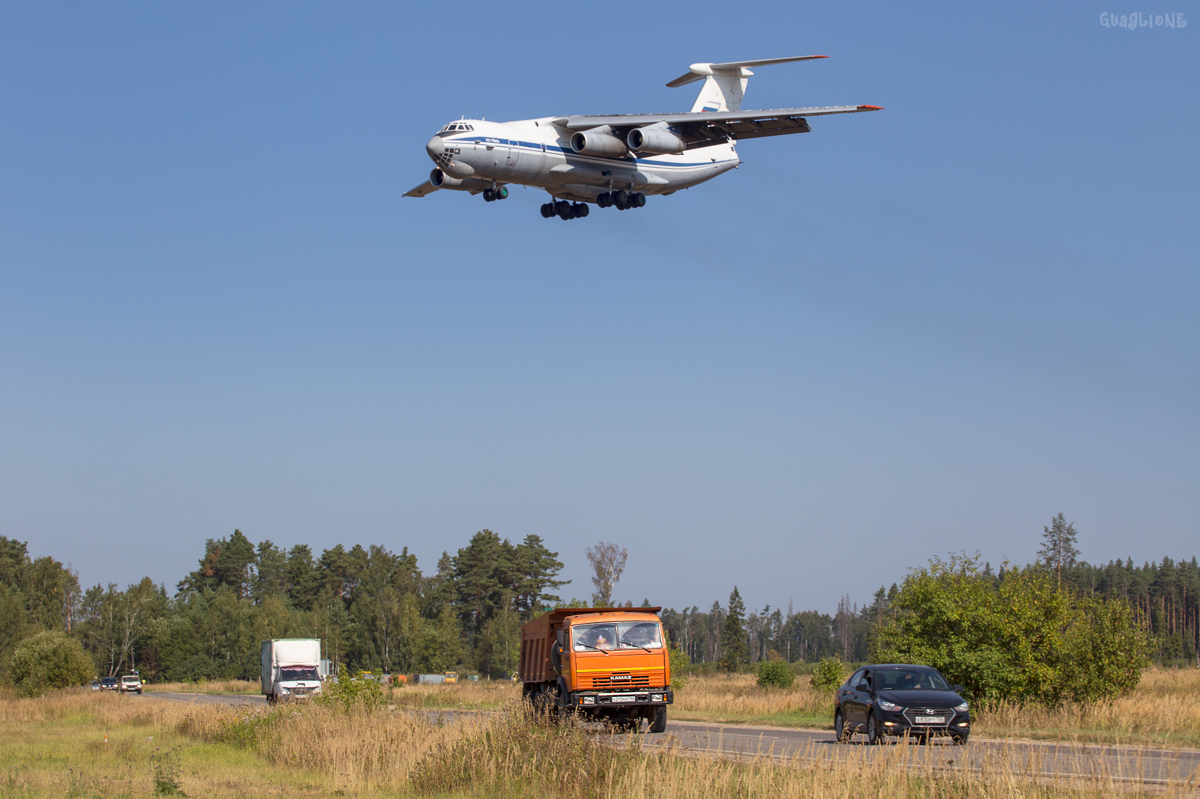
[99,677,120,692]
[834,664,970,745]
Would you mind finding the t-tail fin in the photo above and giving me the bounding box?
[665,55,829,113]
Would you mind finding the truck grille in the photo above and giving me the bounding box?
[586,674,653,690]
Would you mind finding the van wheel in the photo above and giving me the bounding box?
[649,706,667,733]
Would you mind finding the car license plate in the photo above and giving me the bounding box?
[612,695,635,703]
[915,716,945,724]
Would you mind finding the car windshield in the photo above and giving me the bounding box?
[572,621,663,651]
[102,678,118,685]
[875,668,950,691]
[280,666,319,681]
[122,677,138,683]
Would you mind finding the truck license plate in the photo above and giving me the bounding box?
[612,695,635,703]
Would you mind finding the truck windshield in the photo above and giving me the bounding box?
[572,621,663,651]
[280,666,319,681]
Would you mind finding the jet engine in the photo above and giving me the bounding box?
[430,169,491,193]
[570,131,629,158]
[627,125,686,155]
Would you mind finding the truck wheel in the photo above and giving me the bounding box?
[649,706,667,733]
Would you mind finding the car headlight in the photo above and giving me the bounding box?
[280,687,290,695]
[877,699,901,712]
[955,701,968,712]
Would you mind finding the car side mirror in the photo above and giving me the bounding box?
[856,682,870,692]
[952,685,965,694]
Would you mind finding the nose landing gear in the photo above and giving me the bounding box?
[596,191,646,210]
[482,186,509,202]
[540,201,589,220]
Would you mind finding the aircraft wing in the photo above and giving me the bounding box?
[404,180,438,198]
[550,105,882,149]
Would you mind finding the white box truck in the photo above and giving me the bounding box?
[261,639,323,705]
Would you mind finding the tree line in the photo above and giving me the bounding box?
[1,514,1197,689]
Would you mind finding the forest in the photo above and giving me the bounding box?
[1,521,1198,683]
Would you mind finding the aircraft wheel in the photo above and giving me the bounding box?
[496,186,509,200]
[578,203,589,218]
[599,192,611,208]
[613,190,628,209]
[634,192,646,208]
[482,188,494,202]
[540,204,551,218]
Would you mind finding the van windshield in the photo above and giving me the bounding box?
[280,666,319,681]
[572,621,663,652]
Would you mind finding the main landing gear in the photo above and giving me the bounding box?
[597,190,646,210]
[540,201,589,221]
[482,186,509,202]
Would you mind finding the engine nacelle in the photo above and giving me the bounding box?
[570,131,629,158]
[627,126,686,155]
[430,169,491,193]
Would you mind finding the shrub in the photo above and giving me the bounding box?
[874,552,1150,705]
[317,673,385,712]
[667,635,691,691]
[810,657,847,693]
[755,659,793,689]
[8,630,93,697]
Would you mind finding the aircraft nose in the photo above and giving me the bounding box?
[425,136,444,161]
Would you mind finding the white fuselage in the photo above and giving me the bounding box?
[428,118,739,202]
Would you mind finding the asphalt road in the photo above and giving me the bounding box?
[143,692,1200,789]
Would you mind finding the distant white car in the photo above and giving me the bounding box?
[119,675,143,695]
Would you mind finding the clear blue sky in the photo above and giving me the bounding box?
[2,2,1196,615]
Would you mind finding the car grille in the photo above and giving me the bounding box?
[902,707,954,727]
[585,673,653,690]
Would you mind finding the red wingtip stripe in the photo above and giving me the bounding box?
[859,105,884,110]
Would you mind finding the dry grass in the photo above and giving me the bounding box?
[146,678,261,695]
[672,672,833,727]
[2,688,1192,798]
[975,667,1200,747]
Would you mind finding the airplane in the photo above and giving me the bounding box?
[404,56,881,220]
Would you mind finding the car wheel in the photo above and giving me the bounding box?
[834,709,850,743]
[867,712,884,745]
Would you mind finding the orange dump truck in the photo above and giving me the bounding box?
[519,607,672,732]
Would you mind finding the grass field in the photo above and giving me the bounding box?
[3,688,1187,799]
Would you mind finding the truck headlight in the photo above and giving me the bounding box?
[651,694,663,702]
[581,696,595,705]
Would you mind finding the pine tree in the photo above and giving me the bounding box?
[1038,512,1081,589]
[719,587,748,672]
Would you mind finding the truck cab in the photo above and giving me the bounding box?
[519,607,672,732]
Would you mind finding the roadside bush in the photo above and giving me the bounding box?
[667,635,691,691]
[755,659,793,689]
[810,657,847,693]
[8,630,93,697]
[875,552,1150,705]
[317,674,385,712]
